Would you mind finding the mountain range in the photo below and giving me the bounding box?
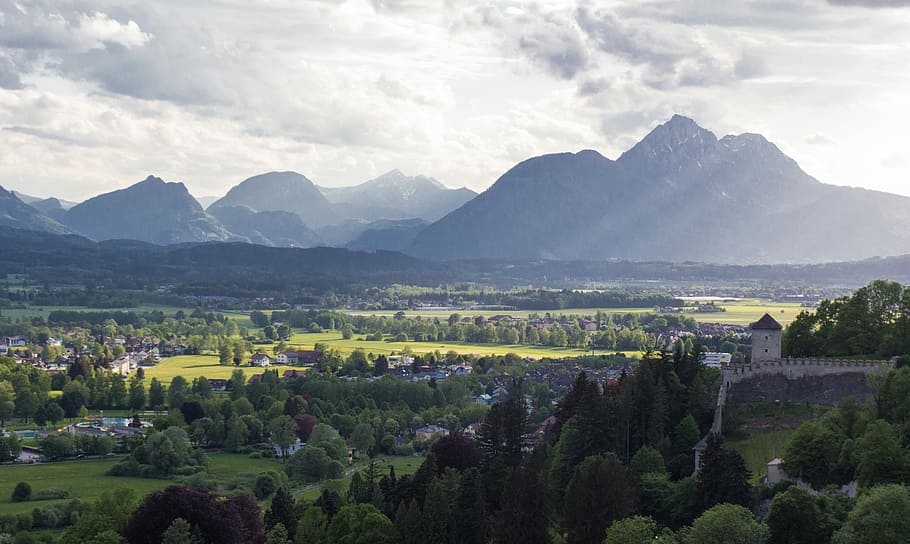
[0,169,474,249]
[2,115,909,264]
[409,115,910,263]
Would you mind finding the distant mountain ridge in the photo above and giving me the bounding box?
[319,169,477,223]
[408,115,910,264]
[63,175,236,245]
[0,186,73,235]
[208,171,339,229]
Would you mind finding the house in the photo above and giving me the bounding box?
[463,423,482,437]
[5,336,26,347]
[250,353,271,367]
[277,350,320,366]
[0,345,7,355]
[475,394,496,406]
[274,438,304,457]
[208,379,229,392]
[415,425,449,442]
[387,355,414,368]
[282,370,307,381]
[700,352,732,368]
[46,338,63,347]
[581,320,599,332]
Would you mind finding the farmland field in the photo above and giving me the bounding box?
[343,298,807,327]
[143,355,304,385]
[0,454,287,515]
[287,331,631,359]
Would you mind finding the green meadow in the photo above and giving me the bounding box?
[142,355,303,386]
[0,454,286,515]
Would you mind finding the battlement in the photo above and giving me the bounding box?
[723,358,891,384]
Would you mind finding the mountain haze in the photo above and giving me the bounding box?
[319,169,477,223]
[63,176,235,245]
[208,171,338,228]
[0,186,73,235]
[408,115,910,264]
[208,205,322,248]
[345,218,428,252]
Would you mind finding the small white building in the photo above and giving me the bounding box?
[766,458,786,486]
[701,352,732,368]
[250,353,271,367]
[388,355,414,368]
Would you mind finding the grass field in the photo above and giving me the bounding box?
[143,355,304,386]
[727,428,797,485]
[0,454,422,516]
[0,453,287,515]
[287,331,618,359]
[297,455,423,502]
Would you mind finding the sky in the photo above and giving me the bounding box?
[0,0,909,202]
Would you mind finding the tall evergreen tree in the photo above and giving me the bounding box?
[265,487,298,540]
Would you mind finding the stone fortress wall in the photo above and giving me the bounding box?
[696,313,891,470]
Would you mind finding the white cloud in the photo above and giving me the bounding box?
[0,0,907,202]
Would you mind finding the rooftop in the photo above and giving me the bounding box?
[750,313,783,331]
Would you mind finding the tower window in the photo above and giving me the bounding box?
[764,335,769,340]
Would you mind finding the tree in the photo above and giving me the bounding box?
[161,518,193,544]
[695,434,751,510]
[149,378,166,410]
[604,516,671,544]
[564,454,637,544]
[630,446,666,478]
[0,432,22,461]
[326,504,399,544]
[129,376,146,410]
[683,503,764,544]
[63,488,138,543]
[124,486,265,544]
[765,486,827,544]
[832,484,910,544]
[265,487,297,540]
[168,376,190,409]
[267,524,290,544]
[270,415,297,458]
[784,421,843,488]
[11,481,31,502]
[431,432,483,474]
[857,420,910,486]
[351,423,376,457]
[296,507,328,544]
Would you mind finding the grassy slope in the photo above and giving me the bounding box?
[0,454,286,515]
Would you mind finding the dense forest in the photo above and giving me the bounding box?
[784,280,910,358]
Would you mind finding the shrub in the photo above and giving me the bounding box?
[11,482,32,503]
[34,489,69,501]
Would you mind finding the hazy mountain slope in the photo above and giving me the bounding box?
[63,176,236,245]
[345,218,428,252]
[13,191,78,209]
[209,171,338,228]
[208,205,322,248]
[0,186,74,235]
[320,170,477,222]
[408,115,910,263]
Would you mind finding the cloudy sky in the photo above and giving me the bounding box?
[0,0,908,201]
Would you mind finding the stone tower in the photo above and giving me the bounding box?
[750,313,782,362]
